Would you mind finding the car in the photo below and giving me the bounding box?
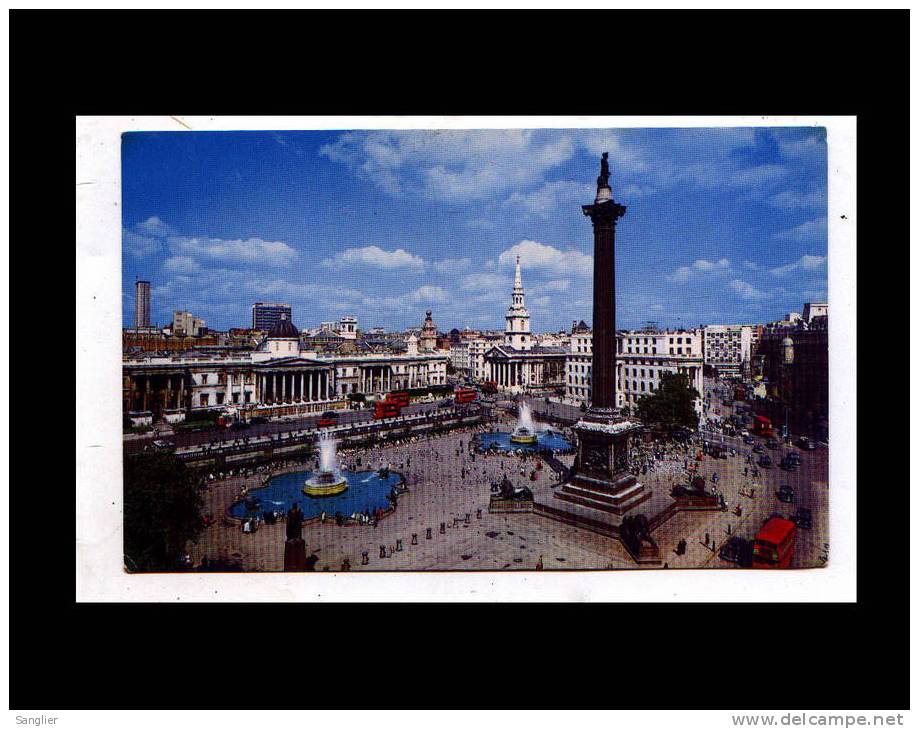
[230,420,251,431]
[780,457,798,471]
[766,438,780,449]
[250,416,269,425]
[792,508,812,529]
[758,455,773,469]
[740,429,750,437]
[719,536,753,567]
[743,434,755,445]
[797,436,817,451]
[776,485,795,503]
[752,443,765,454]
[786,450,802,463]
[152,439,175,451]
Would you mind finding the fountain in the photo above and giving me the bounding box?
[510,401,538,444]
[303,435,348,497]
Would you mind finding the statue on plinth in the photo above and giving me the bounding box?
[597,151,610,189]
[286,502,304,541]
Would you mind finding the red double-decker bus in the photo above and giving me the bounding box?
[752,415,774,438]
[752,517,796,568]
[374,401,402,419]
[385,390,411,407]
[455,388,477,404]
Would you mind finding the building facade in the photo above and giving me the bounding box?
[251,302,292,331]
[123,313,448,423]
[172,310,206,336]
[702,324,753,378]
[483,257,567,393]
[134,280,151,328]
[565,329,705,418]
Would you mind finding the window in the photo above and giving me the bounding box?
[200,393,209,407]
[201,374,208,384]
[216,393,225,405]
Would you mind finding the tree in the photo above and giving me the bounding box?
[635,372,700,431]
[123,452,204,572]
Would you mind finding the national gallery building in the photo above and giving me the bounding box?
[122,315,448,424]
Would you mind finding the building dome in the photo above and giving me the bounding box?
[268,314,299,339]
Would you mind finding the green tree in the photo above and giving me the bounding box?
[635,372,700,431]
[123,452,204,572]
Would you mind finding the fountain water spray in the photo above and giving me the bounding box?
[303,433,348,496]
[510,400,538,444]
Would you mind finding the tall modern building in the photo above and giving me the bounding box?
[252,302,292,331]
[134,280,151,328]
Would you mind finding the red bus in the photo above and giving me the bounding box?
[752,517,796,568]
[455,388,477,404]
[385,390,411,407]
[752,415,774,438]
[374,401,402,419]
[317,411,339,427]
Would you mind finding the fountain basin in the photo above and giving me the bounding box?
[303,470,349,497]
[229,469,404,521]
[510,429,538,444]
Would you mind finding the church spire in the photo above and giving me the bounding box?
[505,253,531,350]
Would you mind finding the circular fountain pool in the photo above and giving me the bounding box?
[229,469,404,521]
[477,430,573,454]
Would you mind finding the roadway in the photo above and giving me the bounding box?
[123,401,448,456]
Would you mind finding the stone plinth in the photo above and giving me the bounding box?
[554,416,651,515]
[283,538,307,571]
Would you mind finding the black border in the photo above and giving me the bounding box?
[12,8,906,710]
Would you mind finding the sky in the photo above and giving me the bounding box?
[122,126,827,333]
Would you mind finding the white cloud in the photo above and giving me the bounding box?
[319,129,576,202]
[729,279,771,301]
[136,216,174,237]
[532,279,571,294]
[727,164,787,188]
[692,258,731,272]
[163,256,201,274]
[768,189,826,210]
[461,272,511,292]
[743,261,760,270]
[774,218,828,242]
[321,245,424,271]
[668,258,731,283]
[668,266,692,284]
[169,235,298,267]
[769,254,827,276]
[433,257,471,274]
[123,229,162,258]
[498,240,592,276]
[503,180,594,219]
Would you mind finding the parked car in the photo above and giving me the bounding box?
[250,416,269,425]
[792,508,812,529]
[780,456,798,471]
[743,434,755,445]
[719,536,753,567]
[152,439,175,451]
[797,436,817,450]
[758,455,773,469]
[740,429,750,438]
[776,485,796,503]
[230,420,251,431]
[753,443,765,454]
[766,438,780,450]
[786,451,802,465]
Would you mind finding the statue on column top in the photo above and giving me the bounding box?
[597,152,610,189]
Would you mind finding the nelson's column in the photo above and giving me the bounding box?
[555,153,652,515]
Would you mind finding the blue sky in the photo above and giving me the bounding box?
[122,127,827,333]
